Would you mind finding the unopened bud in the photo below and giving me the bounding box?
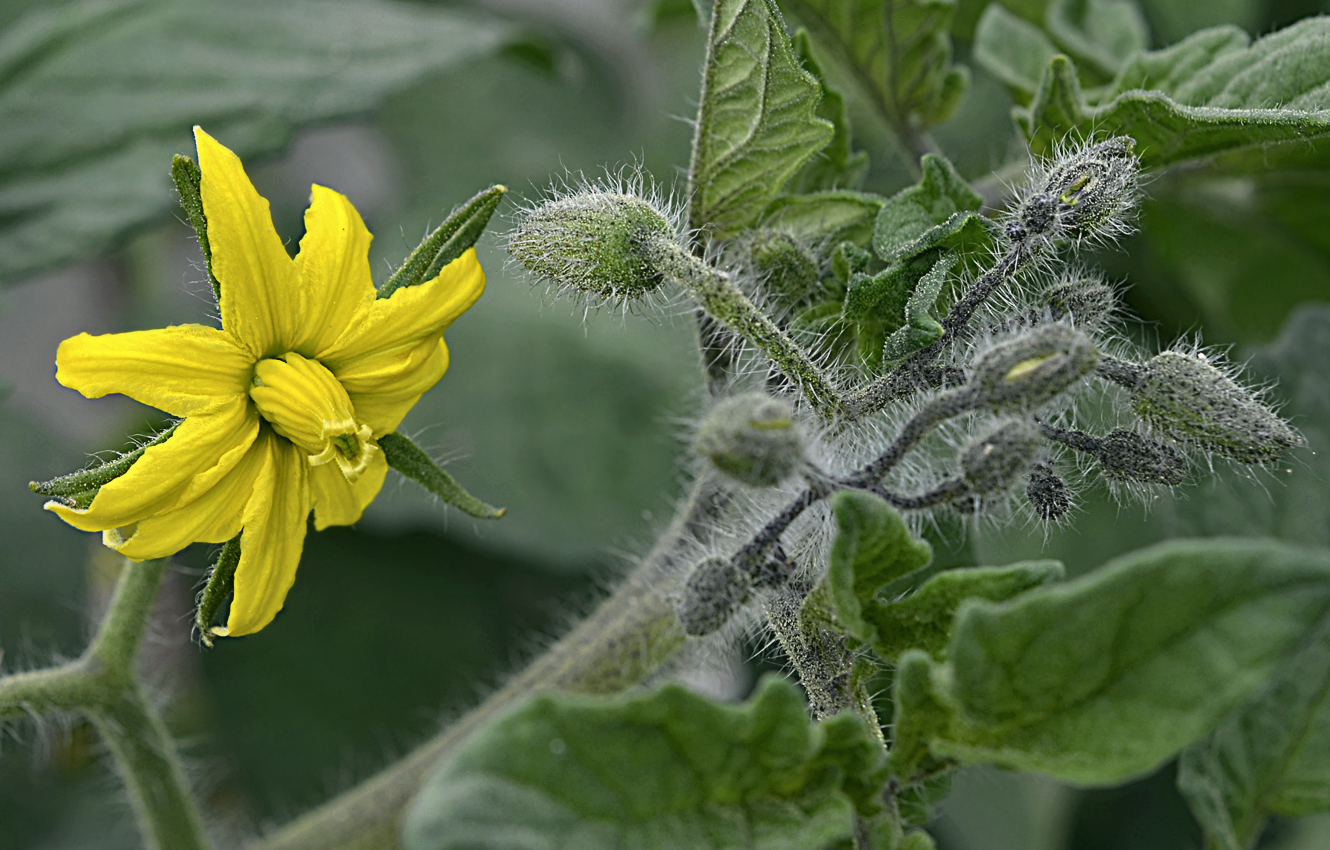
[695,393,804,487]
[1026,462,1071,520]
[960,421,1043,497]
[969,325,1099,410]
[1043,276,1114,328]
[1096,428,1187,486]
[678,556,751,636]
[745,229,822,305]
[509,191,677,301]
[1130,351,1301,464]
[1008,137,1139,245]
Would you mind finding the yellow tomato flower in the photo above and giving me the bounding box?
[44,127,485,637]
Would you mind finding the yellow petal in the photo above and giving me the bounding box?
[56,325,251,417]
[342,338,449,436]
[195,127,298,358]
[319,247,484,371]
[48,398,259,532]
[309,448,388,530]
[223,433,311,637]
[108,433,269,560]
[292,185,377,357]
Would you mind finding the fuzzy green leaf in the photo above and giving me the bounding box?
[1178,616,1330,850]
[1044,0,1150,79]
[760,190,885,247]
[787,29,870,193]
[401,676,888,850]
[0,0,514,286]
[688,0,835,237]
[878,250,954,364]
[379,185,506,298]
[972,4,1059,99]
[817,490,933,643]
[1018,19,1330,165]
[870,560,1064,663]
[781,0,969,134]
[904,539,1330,785]
[871,154,991,264]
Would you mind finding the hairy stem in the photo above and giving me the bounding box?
[254,474,730,850]
[675,253,845,420]
[0,662,96,719]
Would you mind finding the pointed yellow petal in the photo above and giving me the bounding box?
[319,247,484,370]
[224,434,311,637]
[108,434,269,560]
[56,325,251,417]
[309,448,388,530]
[292,185,377,357]
[48,399,259,532]
[342,338,449,436]
[195,127,297,357]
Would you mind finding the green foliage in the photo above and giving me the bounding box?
[788,30,870,192]
[870,154,994,264]
[871,561,1064,662]
[898,538,1330,785]
[972,5,1059,99]
[760,190,884,247]
[780,0,969,134]
[1016,19,1330,165]
[1178,616,1330,850]
[0,0,516,285]
[689,0,835,237]
[1043,0,1150,79]
[401,676,887,850]
[817,490,933,643]
[879,251,953,364]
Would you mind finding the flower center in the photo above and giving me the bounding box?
[249,352,378,482]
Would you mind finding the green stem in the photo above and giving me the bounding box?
[0,662,97,719]
[674,253,845,421]
[254,474,731,850]
[89,686,211,850]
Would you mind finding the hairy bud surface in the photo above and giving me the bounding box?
[1096,428,1187,486]
[1043,276,1114,328]
[1026,462,1071,520]
[695,393,804,487]
[509,191,676,301]
[744,229,822,306]
[1131,351,1300,464]
[969,325,1099,410]
[1008,137,1139,246]
[960,420,1043,497]
[678,556,751,636]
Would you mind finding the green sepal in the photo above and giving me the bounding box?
[171,154,219,304]
[1017,20,1330,165]
[379,184,506,299]
[787,29,870,194]
[29,422,180,509]
[871,155,997,268]
[870,561,1064,662]
[196,535,241,647]
[379,432,504,519]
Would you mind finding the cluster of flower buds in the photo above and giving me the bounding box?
[694,392,804,488]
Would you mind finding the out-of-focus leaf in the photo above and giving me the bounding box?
[1044,0,1150,79]
[688,0,834,237]
[973,4,1059,99]
[401,676,887,850]
[0,0,515,286]
[1017,20,1330,165]
[782,0,969,141]
[900,538,1330,785]
[1178,615,1330,850]
[760,190,884,247]
[788,30,870,193]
